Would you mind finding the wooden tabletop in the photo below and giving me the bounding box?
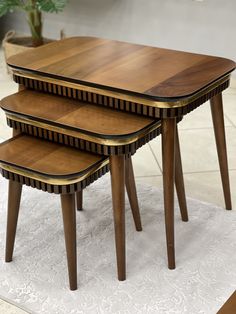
[217,291,236,314]
[0,134,107,178]
[7,37,235,101]
[1,90,159,141]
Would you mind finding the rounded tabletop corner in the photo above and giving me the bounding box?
[7,37,236,103]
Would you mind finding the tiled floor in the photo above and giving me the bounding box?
[0,297,28,314]
[0,49,236,213]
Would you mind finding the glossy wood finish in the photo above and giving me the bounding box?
[0,134,111,290]
[7,37,235,100]
[1,90,157,139]
[1,162,109,196]
[110,155,126,281]
[125,157,142,231]
[162,118,176,269]
[6,114,161,156]
[0,135,107,179]
[210,93,232,210]
[76,191,83,211]
[217,291,236,314]
[175,127,188,222]
[60,193,77,290]
[76,158,143,233]
[13,74,230,119]
[6,37,233,279]
[5,180,22,262]
[2,92,188,274]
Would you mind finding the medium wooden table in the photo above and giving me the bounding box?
[1,90,188,281]
[7,37,236,273]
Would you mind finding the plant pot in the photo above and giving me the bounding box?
[2,31,53,73]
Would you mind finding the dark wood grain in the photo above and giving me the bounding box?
[13,74,230,119]
[5,180,22,262]
[162,117,176,269]
[1,90,156,138]
[7,37,235,100]
[125,157,142,231]
[60,193,77,290]
[0,134,107,178]
[6,115,162,156]
[175,127,188,222]
[210,93,232,210]
[76,190,83,211]
[1,159,109,195]
[110,155,126,281]
[217,291,236,314]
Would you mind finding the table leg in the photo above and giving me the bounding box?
[125,156,142,231]
[6,125,24,262]
[76,190,83,211]
[175,126,188,222]
[110,155,126,281]
[5,180,22,262]
[162,117,176,269]
[61,193,77,290]
[210,93,232,210]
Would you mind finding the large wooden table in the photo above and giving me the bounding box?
[7,37,236,275]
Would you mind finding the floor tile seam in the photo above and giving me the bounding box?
[224,114,236,128]
[178,124,236,132]
[147,142,163,173]
[135,169,236,178]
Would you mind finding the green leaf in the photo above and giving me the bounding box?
[0,0,23,17]
[36,0,67,13]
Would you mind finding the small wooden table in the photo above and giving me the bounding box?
[1,89,188,281]
[0,134,110,290]
[7,37,236,273]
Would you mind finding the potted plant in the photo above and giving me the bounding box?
[1,0,67,67]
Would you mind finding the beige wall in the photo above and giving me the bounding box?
[1,0,236,63]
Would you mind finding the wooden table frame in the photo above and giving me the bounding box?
[11,74,232,272]
[1,87,189,281]
[7,37,235,275]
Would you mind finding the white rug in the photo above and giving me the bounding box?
[0,175,235,314]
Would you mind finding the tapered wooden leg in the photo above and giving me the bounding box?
[210,93,232,210]
[125,157,142,231]
[60,193,77,290]
[5,180,22,262]
[76,190,83,211]
[6,129,23,262]
[175,127,188,222]
[110,155,126,281]
[162,117,176,270]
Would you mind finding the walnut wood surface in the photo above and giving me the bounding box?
[217,291,236,314]
[162,117,176,269]
[76,190,83,211]
[210,93,232,210]
[61,193,77,290]
[1,90,157,139]
[7,37,235,100]
[175,127,188,222]
[110,155,126,281]
[125,157,142,232]
[6,117,161,156]
[13,75,230,119]
[0,134,107,178]
[5,180,22,263]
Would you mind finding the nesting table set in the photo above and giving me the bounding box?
[0,37,235,290]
